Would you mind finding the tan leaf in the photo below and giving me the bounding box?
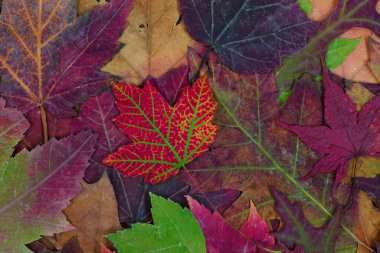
[354,191,380,253]
[346,83,375,111]
[369,37,380,83]
[345,157,380,184]
[77,0,108,15]
[309,0,338,22]
[332,27,380,84]
[377,0,380,14]
[63,173,122,253]
[102,0,197,84]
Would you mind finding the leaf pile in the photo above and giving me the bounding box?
[0,0,380,253]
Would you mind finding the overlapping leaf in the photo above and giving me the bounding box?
[276,0,380,94]
[104,76,218,184]
[0,0,132,145]
[179,0,318,74]
[272,189,342,253]
[106,193,207,253]
[279,67,380,185]
[356,176,380,211]
[0,131,96,253]
[187,196,280,253]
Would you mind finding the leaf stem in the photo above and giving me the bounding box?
[39,105,48,143]
[190,46,213,84]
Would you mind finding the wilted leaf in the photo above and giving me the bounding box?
[102,0,196,84]
[272,189,342,253]
[0,131,96,253]
[62,173,122,253]
[27,237,83,253]
[179,0,317,74]
[104,76,218,184]
[106,193,207,253]
[278,67,380,185]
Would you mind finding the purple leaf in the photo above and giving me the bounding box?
[355,175,380,211]
[179,0,318,73]
[271,188,341,253]
[189,189,241,214]
[278,67,380,185]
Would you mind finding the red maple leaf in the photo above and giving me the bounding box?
[104,76,218,184]
[278,68,380,185]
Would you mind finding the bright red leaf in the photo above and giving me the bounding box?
[278,67,380,185]
[104,76,218,184]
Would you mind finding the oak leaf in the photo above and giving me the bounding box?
[104,76,218,184]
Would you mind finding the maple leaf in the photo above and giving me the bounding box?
[278,67,380,185]
[104,75,218,184]
[103,0,196,84]
[355,175,380,211]
[276,0,380,94]
[106,193,207,253]
[0,98,29,169]
[0,131,96,253]
[179,0,317,74]
[61,173,122,253]
[187,196,282,253]
[271,189,342,253]
[0,0,132,144]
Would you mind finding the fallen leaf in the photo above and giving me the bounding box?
[346,83,375,111]
[62,173,122,253]
[0,131,96,253]
[187,196,284,253]
[0,0,132,143]
[0,98,29,169]
[278,66,380,185]
[77,0,107,15]
[102,0,196,84]
[100,243,116,253]
[106,193,207,253]
[356,176,380,211]
[27,237,83,253]
[369,37,380,83]
[179,0,317,74]
[329,28,380,84]
[104,76,218,184]
[272,188,342,253]
[309,0,338,22]
[354,191,380,253]
[276,0,380,96]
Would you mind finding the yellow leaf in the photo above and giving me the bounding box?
[102,0,196,84]
[346,83,375,111]
[77,0,108,15]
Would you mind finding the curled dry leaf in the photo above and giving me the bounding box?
[102,0,196,84]
[330,27,380,84]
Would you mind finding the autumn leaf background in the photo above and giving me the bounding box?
[0,0,379,252]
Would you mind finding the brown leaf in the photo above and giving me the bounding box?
[354,191,380,253]
[332,27,380,84]
[309,0,338,22]
[77,0,108,15]
[102,0,196,84]
[63,173,122,253]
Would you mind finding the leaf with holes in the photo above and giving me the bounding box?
[0,0,132,145]
[103,75,218,184]
[179,0,318,74]
[0,131,96,253]
[278,67,380,186]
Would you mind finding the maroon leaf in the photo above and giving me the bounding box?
[179,0,318,74]
[189,189,241,214]
[271,188,342,253]
[278,67,380,185]
[187,196,284,253]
